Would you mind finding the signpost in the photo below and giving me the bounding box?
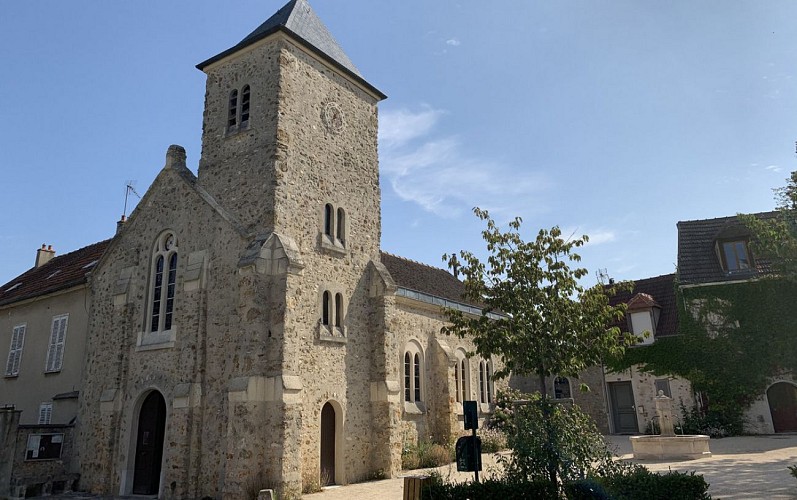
[455,400,482,482]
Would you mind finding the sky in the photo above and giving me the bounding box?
[1,1,796,286]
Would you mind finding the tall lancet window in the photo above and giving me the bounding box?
[149,232,178,333]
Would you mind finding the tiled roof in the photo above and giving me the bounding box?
[380,252,467,304]
[610,273,678,337]
[677,212,777,285]
[0,240,111,307]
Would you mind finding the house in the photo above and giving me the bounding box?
[604,273,694,434]
[75,1,502,498]
[677,212,797,434]
[0,240,109,497]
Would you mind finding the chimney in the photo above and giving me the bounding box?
[35,244,55,267]
[117,214,127,234]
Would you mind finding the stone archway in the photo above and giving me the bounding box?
[132,391,167,494]
[767,382,797,433]
[320,402,336,486]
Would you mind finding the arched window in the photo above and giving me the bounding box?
[403,342,424,403]
[324,204,334,237]
[228,89,239,129]
[455,349,469,403]
[404,352,412,402]
[479,359,493,404]
[149,232,178,333]
[334,293,343,328]
[554,376,571,399]
[322,291,331,326]
[414,353,421,402]
[240,85,250,125]
[336,207,346,244]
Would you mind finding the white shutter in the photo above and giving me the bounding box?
[5,325,25,376]
[45,315,68,373]
[38,402,53,424]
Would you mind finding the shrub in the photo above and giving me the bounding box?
[423,472,557,499]
[497,391,625,485]
[678,400,741,437]
[598,467,711,500]
[789,464,797,480]
[564,478,611,500]
[479,427,507,453]
[402,439,452,470]
[421,443,453,468]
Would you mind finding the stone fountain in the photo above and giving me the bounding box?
[629,391,711,460]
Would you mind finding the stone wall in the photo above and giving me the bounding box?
[12,424,79,498]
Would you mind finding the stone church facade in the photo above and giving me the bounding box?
[77,1,501,498]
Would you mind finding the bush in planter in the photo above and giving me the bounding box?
[423,472,557,500]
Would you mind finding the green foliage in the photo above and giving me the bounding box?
[443,208,632,386]
[609,278,797,434]
[788,464,797,480]
[402,439,452,470]
[496,390,625,484]
[741,170,797,281]
[597,467,712,500]
[423,472,557,499]
[425,467,712,500]
[678,400,738,438]
[477,427,507,453]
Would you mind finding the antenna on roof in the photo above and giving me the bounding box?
[596,268,609,285]
[122,181,141,219]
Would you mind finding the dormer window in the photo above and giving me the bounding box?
[720,240,751,272]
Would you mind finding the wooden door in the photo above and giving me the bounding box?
[133,391,166,495]
[609,381,638,434]
[768,382,797,433]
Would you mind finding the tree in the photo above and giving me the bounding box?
[740,170,797,281]
[442,208,631,489]
[443,208,630,393]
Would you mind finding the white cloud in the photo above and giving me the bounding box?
[766,165,783,173]
[378,107,443,150]
[446,38,461,46]
[379,107,551,218]
[560,227,616,246]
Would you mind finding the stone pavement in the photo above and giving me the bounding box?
[304,434,797,500]
[28,435,797,499]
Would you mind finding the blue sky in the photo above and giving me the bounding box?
[1,1,795,285]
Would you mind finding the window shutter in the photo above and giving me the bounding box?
[6,325,25,376]
[46,316,68,372]
[38,403,52,425]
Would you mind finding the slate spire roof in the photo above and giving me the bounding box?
[238,0,361,77]
[197,0,384,100]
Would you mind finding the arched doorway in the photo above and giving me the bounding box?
[768,382,797,433]
[320,402,336,486]
[132,391,166,494]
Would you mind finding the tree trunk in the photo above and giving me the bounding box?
[538,372,557,492]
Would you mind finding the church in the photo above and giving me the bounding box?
[77,1,500,497]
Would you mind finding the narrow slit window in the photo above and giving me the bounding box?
[150,256,164,332]
[336,208,345,244]
[240,85,250,124]
[228,89,239,128]
[164,253,177,331]
[404,353,411,402]
[460,359,467,402]
[334,293,343,328]
[322,291,331,326]
[324,204,333,237]
[414,353,421,402]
